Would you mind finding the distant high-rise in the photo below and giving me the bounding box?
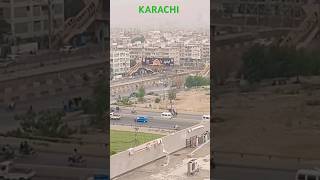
[0,0,64,48]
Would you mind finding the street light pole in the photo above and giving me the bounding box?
[48,0,53,49]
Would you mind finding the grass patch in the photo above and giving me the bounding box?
[110,130,163,155]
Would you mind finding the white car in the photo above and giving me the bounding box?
[110,112,121,120]
[161,112,173,119]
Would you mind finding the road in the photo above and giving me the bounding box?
[213,164,295,180]
[1,150,107,179]
[110,109,203,130]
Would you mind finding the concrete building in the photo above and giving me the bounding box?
[111,48,130,78]
[201,40,210,64]
[180,42,202,68]
[0,0,64,48]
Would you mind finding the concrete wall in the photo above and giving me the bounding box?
[110,121,210,179]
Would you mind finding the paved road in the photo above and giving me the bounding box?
[14,151,107,169]
[214,165,295,180]
[0,150,107,179]
[110,110,203,129]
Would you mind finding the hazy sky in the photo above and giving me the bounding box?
[111,0,210,29]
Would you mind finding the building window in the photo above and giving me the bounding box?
[54,4,63,15]
[15,22,28,34]
[43,20,48,30]
[33,21,41,32]
[53,18,63,29]
[33,5,40,16]
[14,7,28,18]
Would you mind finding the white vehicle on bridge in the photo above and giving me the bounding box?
[296,169,320,180]
[161,112,173,119]
[110,112,121,120]
[0,161,35,180]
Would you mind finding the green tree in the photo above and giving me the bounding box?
[130,59,137,67]
[14,110,71,138]
[136,86,145,102]
[185,76,210,88]
[155,97,161,103]
[168,89,176,109]
[90,78,107,129]
[241,45,266,83]
[0,20,10,43]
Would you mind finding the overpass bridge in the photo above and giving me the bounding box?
[212,0,320,49]
[110,70,200,95]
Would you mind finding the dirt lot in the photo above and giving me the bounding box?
[135,88,210,114]
[214,78,320,158]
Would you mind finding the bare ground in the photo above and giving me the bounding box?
[214,80,320,158]
[134,88,210,114]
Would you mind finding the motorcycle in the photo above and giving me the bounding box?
[0,145,15,160]
[68,155,87,167]
[18,147,37,157]
[131,110,137,114]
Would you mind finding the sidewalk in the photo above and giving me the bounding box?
[215,152,320,171]
[117,105,204,116]
[111,125,174,135]
[0,136,106,158]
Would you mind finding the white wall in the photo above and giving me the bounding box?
[110,121,210,179]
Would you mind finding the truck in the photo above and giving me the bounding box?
[0,161,35,180]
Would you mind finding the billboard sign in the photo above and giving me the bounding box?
[143,58,174,66]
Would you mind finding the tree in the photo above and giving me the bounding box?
[168,89,176,109]
[241,45,320,84]
[185,76,210,88]
[0,20,10,43]
[137,86,145,97]
[90,78,107,129]
[155,97,161,103]
[241,45,266,83]
[14,110,71,138]
[130,59,137,67]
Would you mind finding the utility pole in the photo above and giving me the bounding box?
[48,0,53,49]
[134,127,139,147]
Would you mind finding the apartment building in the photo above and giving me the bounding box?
[0,0,64,47]
[201,40,210,64]
[111,47,130,77]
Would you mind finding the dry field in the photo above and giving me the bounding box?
[135,88,210,114]
[214,78,320,158]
